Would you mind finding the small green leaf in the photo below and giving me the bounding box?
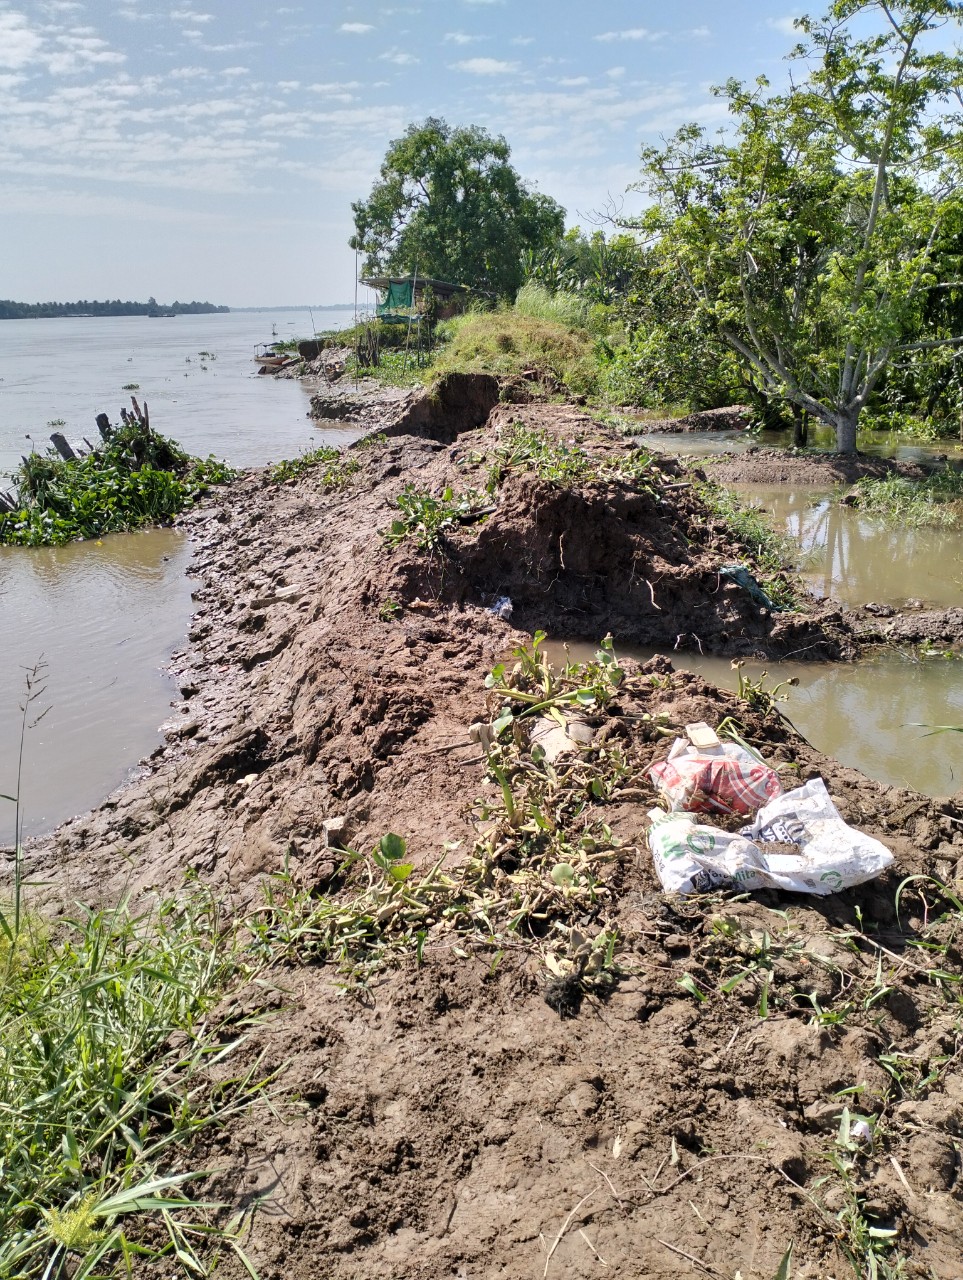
[551,863,576,886]
[388,863,414,884]
[678,973,706,1002]
[773,1241,793,1280]
[378,832,407,862]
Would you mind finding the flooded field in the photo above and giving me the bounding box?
[730,484,963,608]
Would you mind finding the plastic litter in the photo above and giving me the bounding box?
[649,738,782,816]
[648,812,772,895]
[488,595,513,620]
[719,564,782,612]
[741,777,894,894]
[647,776,894,897]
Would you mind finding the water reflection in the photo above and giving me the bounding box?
[636,426,963,465]
[729,485,963,608]
[0,529,193,837]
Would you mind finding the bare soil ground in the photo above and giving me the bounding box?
[17,387,963,1279]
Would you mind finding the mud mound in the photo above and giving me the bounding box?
[384,372,501,443]
[704,449,929,486]
[641,404,753,433]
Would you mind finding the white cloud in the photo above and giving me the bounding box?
[690,26,710,37]
[557,76,589,87]
[170,8,215,20]
[510,36,534,45]
[453,57,518,75]
[379,48,418,64]
[443,31,481,44]
[308,80,363,93]
[594,28,653,42]
[277,80,300,90]
[220,66,248,76]
[605,66,626,80]
[339,22,374,33]
[0,12,45,69]
[767,16,801,35]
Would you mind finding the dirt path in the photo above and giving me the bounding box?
[18,388,963,1278]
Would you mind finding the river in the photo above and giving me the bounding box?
[0,309,353,837]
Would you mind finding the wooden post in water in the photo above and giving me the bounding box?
[95,413,113,441]
[49,432,79,461]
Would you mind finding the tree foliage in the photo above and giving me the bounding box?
[350,117,565,300]
[630,1,963,453]
[524,227,643,304]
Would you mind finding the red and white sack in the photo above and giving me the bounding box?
[648,739,782,817]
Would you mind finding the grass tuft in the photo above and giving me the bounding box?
[854,467,963,529]
[269,444,360,487]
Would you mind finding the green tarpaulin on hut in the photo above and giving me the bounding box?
[377,281,414,317]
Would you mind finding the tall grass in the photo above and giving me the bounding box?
[433,307,600,397]
[854,467,963,528]
[512,281,590,329]
[0,894,251,1278]
[0,675,262,1277]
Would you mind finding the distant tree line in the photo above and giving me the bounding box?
[0,297,230,319]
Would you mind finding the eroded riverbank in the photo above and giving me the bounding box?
[12,385,963,1277]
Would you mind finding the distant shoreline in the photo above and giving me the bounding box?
[0,302,229,320]
[230,304,355,312]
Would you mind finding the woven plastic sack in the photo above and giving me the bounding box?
[647,777,894,896]
[740,777,894,895]
[648,738,782,816]
[647,811,771,895]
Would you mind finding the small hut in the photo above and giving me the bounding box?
[360,276,470,324]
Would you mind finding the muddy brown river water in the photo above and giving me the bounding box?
[1,310,356,838]
[1,530,194,837]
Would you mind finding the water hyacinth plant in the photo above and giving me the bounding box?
[0,417,234,546]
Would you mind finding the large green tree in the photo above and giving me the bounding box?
[350,118,565,300]
[631,1,963,453]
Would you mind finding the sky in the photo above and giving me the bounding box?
[0,1,851,306]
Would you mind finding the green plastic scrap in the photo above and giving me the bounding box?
[719,563,782,612]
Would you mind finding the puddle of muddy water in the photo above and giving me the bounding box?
[0,530,193,838]
[729,485,963,609]
[545,639,963,798]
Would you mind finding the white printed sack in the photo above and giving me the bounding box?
[647,776,893,897]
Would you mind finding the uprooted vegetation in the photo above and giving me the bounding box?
[0,410,234,546]
[15,388,963,1278]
